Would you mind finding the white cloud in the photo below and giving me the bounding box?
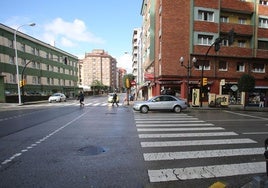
[42,18,105,47]
[117,53,132,73]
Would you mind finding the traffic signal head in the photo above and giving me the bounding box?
[202,78,208,86]
[228,29,235,46]
[214,37,223,52]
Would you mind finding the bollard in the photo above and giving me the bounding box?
[265,138,268,176]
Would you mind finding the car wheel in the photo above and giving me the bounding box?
[174,105,182,113]
[140,106,149,113]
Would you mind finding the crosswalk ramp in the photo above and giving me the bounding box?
[134,113,266,184]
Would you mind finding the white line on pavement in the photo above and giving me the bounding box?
[224,110,268,120]
[148,162,266,182]
[144,147,264,161]
[242,132,268,135]
[136,122,211,127]
[138,132,237,138]
[137,127,224,132]
[135,118,199,123]
[140,138,256,147]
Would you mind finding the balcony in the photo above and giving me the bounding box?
[221,0,254,14]
[220,22,253,36]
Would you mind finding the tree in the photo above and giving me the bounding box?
[91,80,108,95]
[238,74,255,108]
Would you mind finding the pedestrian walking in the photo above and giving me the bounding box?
[78,91,85,107]
[112,92,119,107]
[259,95,265,108]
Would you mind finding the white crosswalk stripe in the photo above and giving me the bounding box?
[134,112,265,184]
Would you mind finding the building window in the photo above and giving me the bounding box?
[259,18,268,28]
[36,62,41,69]
[30,46,35,54]
[32,61,36,68]
[238,40,246,47]
[10,74,16,83]
[258,40,268,49]
[8,39,13,48]
[220,16,229,23]
[198,10,214,22]
[22,59,27,66]
[219,61,228,71]
[9,56,14,64]
[195,60,210,70]
[252,63,265,73]
[260,0,268,5]
[198,35,213,45]
[238,18,247,24]
[236,62,245,72]
[32,77,37,84]
[21,43,25,52]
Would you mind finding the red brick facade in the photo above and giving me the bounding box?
[146,0,268,106]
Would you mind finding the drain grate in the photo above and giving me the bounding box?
[77,145,107,156]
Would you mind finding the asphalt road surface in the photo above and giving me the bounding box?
[0,95,267,188]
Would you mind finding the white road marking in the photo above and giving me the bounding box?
[137,127,224,132]
[144,147,264,161]
[140,138,256,147]
[243,132,268,135]
[148,162,266,182]
[139,132,237,138]
[136,122,213,127]
[135,118,199,123]
[224,110,268,120]
[0,112,88,167]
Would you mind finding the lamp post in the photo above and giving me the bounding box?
[14,23,36,105]
[179,56,197,106]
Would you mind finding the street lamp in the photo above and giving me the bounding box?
[179,56,197,106]
[14,23,36,105]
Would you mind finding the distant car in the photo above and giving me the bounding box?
[133,95,187,113]
[108,93,119,103]
[48,93,67,103]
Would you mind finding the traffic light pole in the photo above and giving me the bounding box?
[21,60,34,103]
[200,30,234,107]
[201,43,215,107]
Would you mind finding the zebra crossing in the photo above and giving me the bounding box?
[134,112,266,184]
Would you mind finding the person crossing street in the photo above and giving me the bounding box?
[112,92,119,107]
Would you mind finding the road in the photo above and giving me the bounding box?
[0,95,267,188]
[133,109,268,188]
[0,95,147,188]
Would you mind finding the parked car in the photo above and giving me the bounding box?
[133,95,187,113]
[48,93,67,103]
[107,93,119,103]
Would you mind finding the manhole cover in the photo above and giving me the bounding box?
[78,146,107,156]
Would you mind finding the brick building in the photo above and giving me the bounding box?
[141,0,268,106]
[79,49,119,93]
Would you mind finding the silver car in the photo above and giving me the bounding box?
[133,95,187,113]
[48,93,67,103]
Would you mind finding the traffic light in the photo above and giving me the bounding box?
[214,37,222,52]
[19,80,26,87]
[228,29,235,46]
[125,78,130,89]
[19,81,23,87]
[202,77,208,86]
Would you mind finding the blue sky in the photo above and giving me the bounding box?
[1,0,142,72]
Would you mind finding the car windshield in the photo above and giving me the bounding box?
[53,93,61,96]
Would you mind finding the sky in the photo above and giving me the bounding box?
[0,0,142,73]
